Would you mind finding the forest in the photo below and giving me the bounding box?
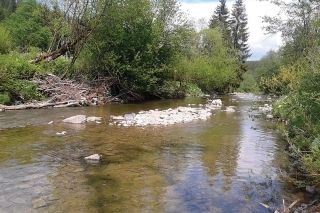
[2,0,320,190]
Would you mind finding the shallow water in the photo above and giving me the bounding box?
[0,95,306,213]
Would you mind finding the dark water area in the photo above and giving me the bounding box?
[0,95,307,213]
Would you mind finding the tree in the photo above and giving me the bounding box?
[0,0,18,20]
[176,28,238,93]
[255,50,282,81]
[30,0,108,67]
[262,0,319,64]
[229,0,251,86]
[3,0,51,51]
[209,0,231,44]
[230,0,251,62]
[73,0,193,99]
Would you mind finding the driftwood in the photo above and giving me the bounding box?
[0,74,121,110]
[0,73,148,110]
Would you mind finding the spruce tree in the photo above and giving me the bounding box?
[230,0,251,63]
[209,0,229,29]
[229,0,251,88]
[209,0,231,44]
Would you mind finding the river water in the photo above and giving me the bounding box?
[0,94,306,213]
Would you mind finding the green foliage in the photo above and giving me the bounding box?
[237,71,259,93]
[175,28,238,93]
[255,50,282,81]
[259,57,307,95]
[0,25,11,54]
[3,0,51,51]
[209,0,231,46]
[74,0,194,97]
[41,57,71,76]
[273,46,320,179]
[0,92,11,105]
[209,0,251,88]
[0,52,43,104]
[185,83,203,96]
[0,0,17,20]
[0,0,247,103]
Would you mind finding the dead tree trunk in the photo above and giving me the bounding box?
[29,30,92,64]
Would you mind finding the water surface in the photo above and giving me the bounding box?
[0,95,304,212]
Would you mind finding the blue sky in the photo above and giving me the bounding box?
[178,0,282,60]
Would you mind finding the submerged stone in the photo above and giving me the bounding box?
[62,115,86,124]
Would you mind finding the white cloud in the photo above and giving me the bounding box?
[179,0,282,60]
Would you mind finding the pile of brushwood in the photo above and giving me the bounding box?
[0,74,124,110]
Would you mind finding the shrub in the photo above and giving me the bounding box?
[0,92,11,105]
[0,51,44,104]
[0,26,11,54]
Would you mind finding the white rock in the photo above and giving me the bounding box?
[111,115,125,120]
[62,115,86,124]
[266,114,273,119]
[84,154,100,161]
[48,121,54,124]
[211,99,222,106]
[86,116,102,122]
[56,131,67,136]
[226,107,236,112]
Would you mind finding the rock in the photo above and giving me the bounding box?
[86,116,101,122]
[56,131,67,136]
[124,113,135,120]
[110,105,214,127]
[306,185,317,195]
[84,154,101,161]
[266,114,273,119]
[225,106,236,112]
[111,115,125,120]
[211,99,222,106]
[62,115,86,124]
[0,108,5,112]
[259,105,273,113]
[48,121,54,124]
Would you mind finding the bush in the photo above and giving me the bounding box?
[0,51,44,104]
[0,92,11,105]
[274,46,320,181]
[238,72,260,93]
[0,25,11,54]
[155,81,186,98]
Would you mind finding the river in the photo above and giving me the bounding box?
[0,94,307,213]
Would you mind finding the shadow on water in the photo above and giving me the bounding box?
[0,95,308,212]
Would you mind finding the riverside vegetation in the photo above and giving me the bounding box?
[0,0,250,105]
[2,0,320,210]
[244,0,320,209]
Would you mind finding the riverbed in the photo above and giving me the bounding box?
[0,94,307,212]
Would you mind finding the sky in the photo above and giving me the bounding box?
[179,0,282,61]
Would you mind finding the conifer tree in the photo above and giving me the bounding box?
[209,0,229,29]
[209,0,231,43]
[230,0,251,63]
